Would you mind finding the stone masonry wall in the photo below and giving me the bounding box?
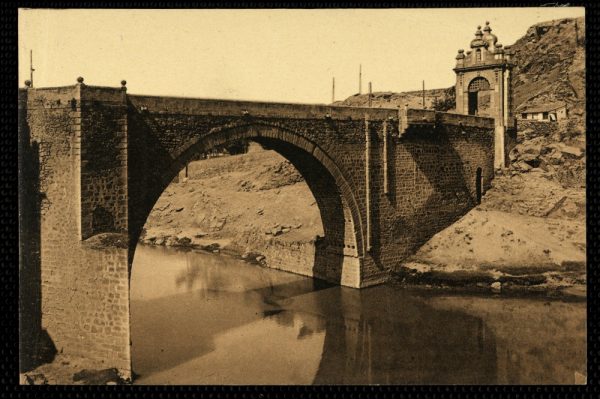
[21,85,131,379]
[259,239,317,278]
[80,86,129,239]
[367,123,495,278]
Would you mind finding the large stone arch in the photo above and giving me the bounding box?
[127,121,366,287]
[20,84,500,381]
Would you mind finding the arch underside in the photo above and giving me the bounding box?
[128,122,365,287]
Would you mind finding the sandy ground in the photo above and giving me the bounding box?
[139,145,586,294]
[410,208,585,269]
[395,167,586,295]
[140,144,323,254]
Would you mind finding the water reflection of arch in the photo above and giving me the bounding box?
[310,287,498,384]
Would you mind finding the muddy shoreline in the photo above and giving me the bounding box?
[135,239,587,300]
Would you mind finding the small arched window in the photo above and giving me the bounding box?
[476,49,482,62]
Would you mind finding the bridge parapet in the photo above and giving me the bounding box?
[399,108,494,135]
[128,94,397,121]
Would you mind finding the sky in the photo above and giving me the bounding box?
[19,7,585,104]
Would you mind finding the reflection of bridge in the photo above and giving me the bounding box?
[19,79,498,378]
[308,287,498,385]
[132,253,498,385]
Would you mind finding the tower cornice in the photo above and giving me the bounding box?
[453,62,513,74]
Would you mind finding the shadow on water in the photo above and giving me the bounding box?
[19,122,57,372]
[131,246,505,384]
[130,250,334,377]
[308,286,498,384]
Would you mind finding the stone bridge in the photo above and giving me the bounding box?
[19,79,497,378]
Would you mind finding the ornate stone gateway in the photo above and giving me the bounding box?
[454,22,516,168]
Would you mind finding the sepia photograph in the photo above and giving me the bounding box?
[18,7,586,385]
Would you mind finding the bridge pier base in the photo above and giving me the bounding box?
[314,245,363,288]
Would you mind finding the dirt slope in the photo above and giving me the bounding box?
[140,143,323,254]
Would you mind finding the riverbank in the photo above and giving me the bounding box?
[393,207,585,297]
[21,244,586,385]
[137,143,586,295]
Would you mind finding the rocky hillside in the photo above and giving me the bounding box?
[139,143,323,254]
[511,17,585,121]
[335,17,587,200]
[503,117,585,188]
[333,87,455,111]
[334,17,585,120]
[137,17,586,295]
[502,17,586,191]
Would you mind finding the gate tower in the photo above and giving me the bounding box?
[454,21,516,169]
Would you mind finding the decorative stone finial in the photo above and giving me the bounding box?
[474,26,483,38]
[24,80,32,87]
[77,76,84,84]
[121,80,127,87]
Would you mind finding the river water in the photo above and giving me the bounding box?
[130,245,586,385]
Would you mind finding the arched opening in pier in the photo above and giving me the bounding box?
[467,77,491,116]
[476,167,483,204]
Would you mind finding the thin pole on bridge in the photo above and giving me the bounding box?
[359,64,362,95]
[332,77,335,103]
[30,50,35,87]
[368,82,372,107]
[422,80,425,109]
